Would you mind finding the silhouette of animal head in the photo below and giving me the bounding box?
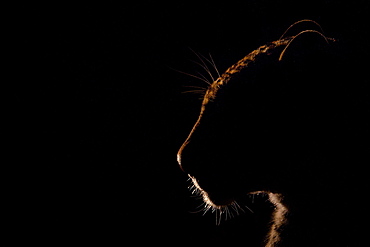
[177,20,369,246]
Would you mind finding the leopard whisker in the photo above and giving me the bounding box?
[171,67,212,86]
[198,52,221,79]
[189,47,217,84]
[279,19,324,40]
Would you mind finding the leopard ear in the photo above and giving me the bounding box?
[278,30,330,61]
[279,19,324,40]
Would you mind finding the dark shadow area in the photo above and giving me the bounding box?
[13,1,368,245]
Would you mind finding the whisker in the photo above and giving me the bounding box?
[244,205,254,214]
[203,204,212,216]
[278,29,330,61]
[190,59,215,83]
[181,90,207,95]
[227,206,235,219]
[198,52,221,79]
[196,71,212,85]
[189,202,207,213]
[181,86,208,99]
[197,53,217,81]
[230,203,238,214]
[183,85,208,90]
[279,19,324,40]
[207,53,221,78]
[189,208,206,214]
[216,210,222,225]
[170,67,212,86]
[189,47,216,83]
[234,201,245,213]
[225,207,230,221]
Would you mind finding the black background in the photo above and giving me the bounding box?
[14,1,368,245]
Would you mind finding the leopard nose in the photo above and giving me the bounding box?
[176,140,204,175]
[177,141,195,173]
[177,148,185,172]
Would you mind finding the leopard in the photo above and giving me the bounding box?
[177,20,369,246]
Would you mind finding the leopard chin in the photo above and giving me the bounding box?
[188,174,236,208]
